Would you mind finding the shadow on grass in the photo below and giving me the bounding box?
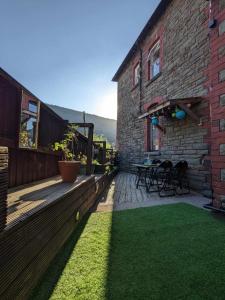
[29,213,91,300]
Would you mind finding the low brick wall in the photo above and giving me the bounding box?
[0,147,8,231]
[0,169,117,299]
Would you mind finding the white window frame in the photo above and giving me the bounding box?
[148,40,161,79]
[134,63,140,86]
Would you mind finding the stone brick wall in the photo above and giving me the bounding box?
[0,147,8,231]
[116,0,212,195]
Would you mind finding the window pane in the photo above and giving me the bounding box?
[28,101,38,113]
[134,64,140,85]
[150,124,160,151]
[149,41,160,79]
[19,113,37,148]
[152,58,160,78]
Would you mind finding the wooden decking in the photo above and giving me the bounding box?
[7,175,95,228]
[95,172,208,212]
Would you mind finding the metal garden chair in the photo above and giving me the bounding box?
[153,160,176,197]
[171,161,190,195]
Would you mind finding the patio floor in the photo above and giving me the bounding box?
[94,172,210,212]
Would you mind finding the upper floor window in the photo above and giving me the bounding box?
[133,63,140,86]
[19,96,40,149]
[28,101,38,113]
[148,40,161,80]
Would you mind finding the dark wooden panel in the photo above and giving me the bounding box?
[8,148,60,188]
[38,103,67,147]
[0,75,21,147]
[0,147,8,231]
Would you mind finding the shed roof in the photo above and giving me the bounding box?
[112,0,172,82]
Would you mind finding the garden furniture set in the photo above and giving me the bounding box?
[133,160,190,197]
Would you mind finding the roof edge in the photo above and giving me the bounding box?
[112,0,171,82]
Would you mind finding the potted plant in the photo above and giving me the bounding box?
[52,125,80,182]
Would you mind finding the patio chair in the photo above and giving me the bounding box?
[153,160,176,197]
[145,160,161,193]
[172,161,190,195]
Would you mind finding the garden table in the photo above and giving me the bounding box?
[132,163,159,193]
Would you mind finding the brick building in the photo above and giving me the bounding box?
[113,0,225,207]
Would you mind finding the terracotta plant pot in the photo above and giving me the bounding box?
[58,161,80,182]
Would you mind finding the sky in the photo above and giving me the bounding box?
[0,0,160,120]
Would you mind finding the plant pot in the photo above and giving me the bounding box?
[58,161,80,182]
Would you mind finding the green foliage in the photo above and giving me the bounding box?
[93,134,113,149]
[52,125,78,161]
[77,153,100,165]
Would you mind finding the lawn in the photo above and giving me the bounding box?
[30,203,225,300]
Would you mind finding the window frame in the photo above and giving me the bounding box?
[19,92,40,149]
[133,62,140,87]
[149,122,160,152]
[148,40,161,81]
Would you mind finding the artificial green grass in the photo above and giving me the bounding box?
[30,203,225,300]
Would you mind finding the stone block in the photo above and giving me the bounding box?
[219,69,225,82]
[219,19,225,35]
[220,94,225,106]
[220,119,225,131]
[219,0,225,11]
[220,144,225,155]
[221,169,225,181]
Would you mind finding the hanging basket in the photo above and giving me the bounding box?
[151,116,159,126]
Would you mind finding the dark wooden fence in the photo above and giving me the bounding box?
[0,69,113,190]
[8,148,60,188]
[0,74,21,148]
[0,70,96,188]
[38,103,67,148]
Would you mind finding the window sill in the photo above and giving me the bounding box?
[146,72,161,87]
[145,151,161,156]
[131,83,139,92]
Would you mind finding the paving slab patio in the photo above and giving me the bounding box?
[94,172,210,212]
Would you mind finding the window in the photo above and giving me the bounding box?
[150,123,160,151]
[133,63,140,86]
[28,100,38,113]
[148,41,161,80]
[19,98,39,149]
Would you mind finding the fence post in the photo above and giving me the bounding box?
[0,147,8,231]
[86,124,94,175]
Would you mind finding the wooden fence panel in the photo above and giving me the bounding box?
[8,149,60,188]
[0,75,21,147]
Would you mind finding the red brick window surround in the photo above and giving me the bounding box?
[148,40,161,80]
[133,62,140,87]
